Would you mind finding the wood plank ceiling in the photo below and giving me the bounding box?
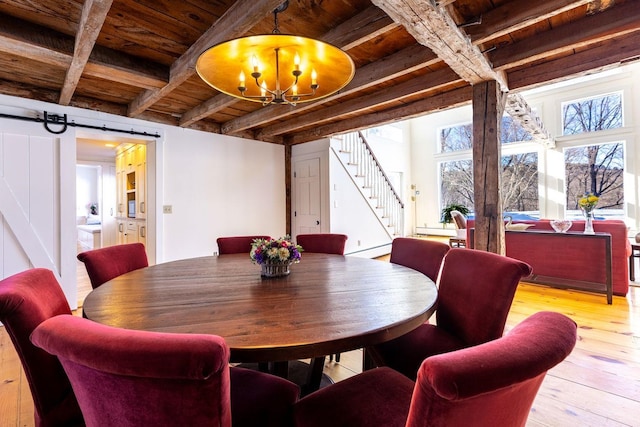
[0,0,637,145]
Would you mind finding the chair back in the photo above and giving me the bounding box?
[390,238,450,282]
[450,211,467,229]
[217,235,271,255]
[295,233,348,255]
[436,248,532,346]
[406,311,577,427]
[0,269,83,427]
[77,243,148,289]
[31,315,233,427]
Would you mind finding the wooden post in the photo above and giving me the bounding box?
[472,80,506,254]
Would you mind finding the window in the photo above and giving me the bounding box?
[439,123,472,152]
[565,142,624,215]
[440,152,539,214]
[501,153,538,212]
[439,116,533,152]
[440,160,474,209]
[439,116,538,215]
[562,93,622,136]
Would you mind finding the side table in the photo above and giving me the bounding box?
[630,244,640,281]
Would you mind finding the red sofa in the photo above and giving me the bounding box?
[467,219,630,297]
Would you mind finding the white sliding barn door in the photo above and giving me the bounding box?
[0,119,77,308]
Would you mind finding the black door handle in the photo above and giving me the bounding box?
[316,220,320,225]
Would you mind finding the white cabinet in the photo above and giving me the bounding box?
[115,144,147,249]
[135,145,146,219]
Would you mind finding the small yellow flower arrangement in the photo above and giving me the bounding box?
[577,194,599,212]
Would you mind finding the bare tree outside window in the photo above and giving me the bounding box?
[440,124,472,152]
[440,116,538,214]
[440,160,474,208]
[565,143,624,210]
[502,116,533,145]
[562,93,624,212]
[502,153,539,211]
[563,93,622,135]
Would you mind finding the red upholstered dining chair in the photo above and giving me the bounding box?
[389,237,450,282]
[369,248,532,380]
[217,235,271,255]
[77,243,148,289]
[292,311,578,427]
[0,269,84,427]
[31,315,300,427]
[295,233,348,255]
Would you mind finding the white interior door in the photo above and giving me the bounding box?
[294,157,321,236]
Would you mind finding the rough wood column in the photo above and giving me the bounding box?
[472,80,506,254]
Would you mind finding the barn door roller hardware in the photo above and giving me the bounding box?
[0,111,161,138]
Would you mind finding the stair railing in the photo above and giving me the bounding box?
[339,131,404,236]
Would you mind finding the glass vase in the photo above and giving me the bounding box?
[583,210,595,234]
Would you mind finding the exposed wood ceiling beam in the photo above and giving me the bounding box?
[508,31,640,91]
[465,0,593,45]
[289,86,474,145]
[127,0,284,117]
[0,14,168,90]
[371,0,507,88]
[490,1,640,70]
[321,6,399,50]
[181,6,405,130]
[59,0,113,105]
[0,15,70,68]
[504,94,553,147]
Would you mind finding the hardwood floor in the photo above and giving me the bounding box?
[1,245,639,426]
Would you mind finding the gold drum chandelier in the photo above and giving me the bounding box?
[196,2,355,106]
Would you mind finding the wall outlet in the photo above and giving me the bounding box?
[163,205,172,214]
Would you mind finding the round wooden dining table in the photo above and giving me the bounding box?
[83,253,438,364]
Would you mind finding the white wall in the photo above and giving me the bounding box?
[76,165,99,217]
[162,127,286,261]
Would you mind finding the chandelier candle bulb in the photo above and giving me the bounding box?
[238,71,245,89]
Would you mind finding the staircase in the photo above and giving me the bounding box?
[333,131,404,238]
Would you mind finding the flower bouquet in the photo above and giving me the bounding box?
[577,193,599,234]
[250,236,303,277]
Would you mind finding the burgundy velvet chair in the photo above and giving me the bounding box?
[389,237,451,282]
[0,268,84,427]
[217,235,271,255]
[293,311,578,427]
[77,243,148,289]
[369,248,532,380]
[295,233,348,255]
[31,315,300,427]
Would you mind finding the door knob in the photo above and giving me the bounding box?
[316,220,320,225]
